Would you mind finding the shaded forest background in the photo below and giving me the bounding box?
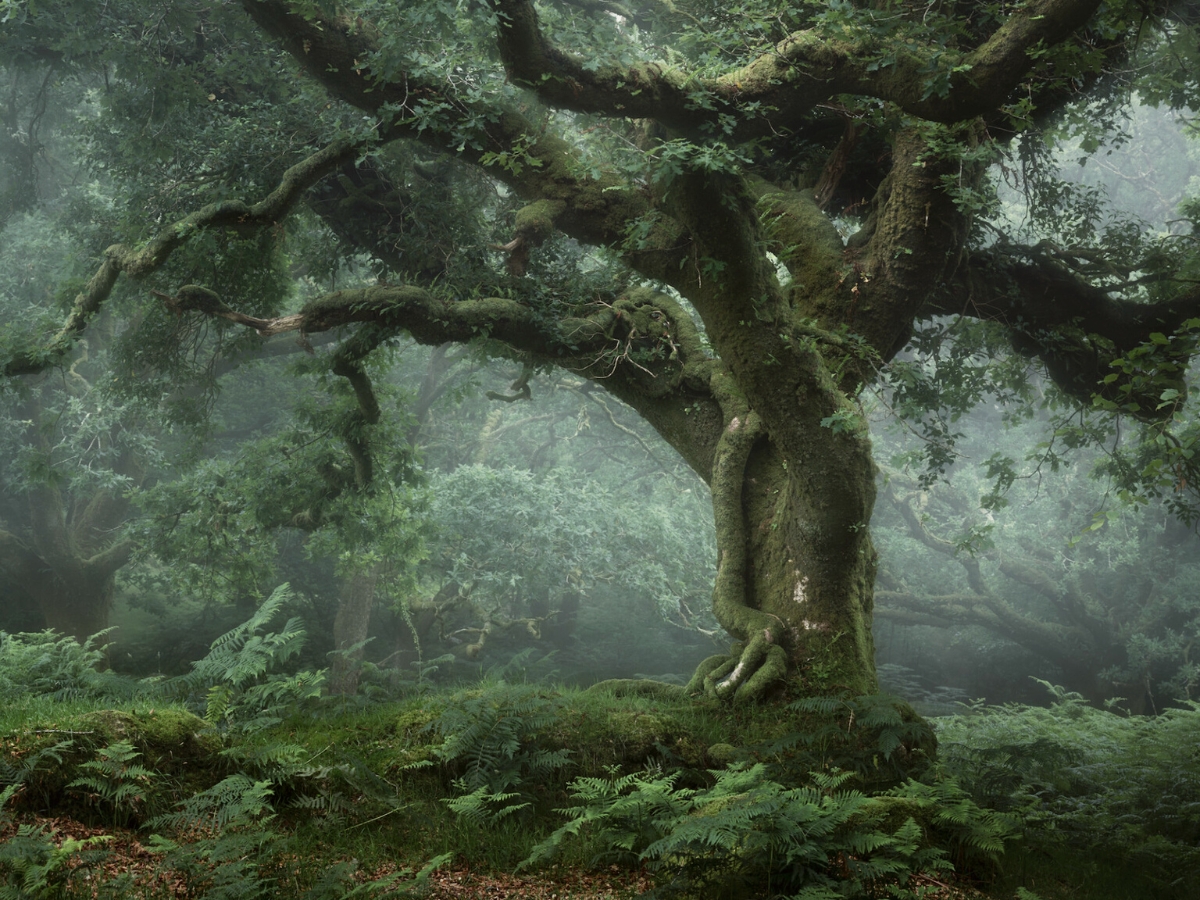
[5,95,1200,708]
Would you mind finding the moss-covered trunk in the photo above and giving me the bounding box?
[685,405,878,702]
[648,166,886,704]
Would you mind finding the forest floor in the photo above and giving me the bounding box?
[0,811,996,900]
[0,812,660,899]
[1,681,1194,900]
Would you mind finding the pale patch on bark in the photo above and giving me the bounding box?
[793,574,808,604]
[722,659,747,685]
[726,416,741,432]
[801,619,831,631]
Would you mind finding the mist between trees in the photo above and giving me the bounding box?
[2,1,1200,898]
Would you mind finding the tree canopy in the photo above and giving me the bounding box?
[3,0,1200,703]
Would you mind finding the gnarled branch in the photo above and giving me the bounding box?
[493,0,1104,137]
[3,140,360,377]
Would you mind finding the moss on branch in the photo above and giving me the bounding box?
[490,0,1106,141]
[3,140,359,377]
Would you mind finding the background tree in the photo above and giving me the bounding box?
[134,339,426,695]
[875,459,1200,711]
[0,195,149,642]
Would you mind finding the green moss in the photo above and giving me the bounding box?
[513,199,566,243]
[584,711,699,768]
[81,708,222,772]
[395,707,437,738]
[706,742,739,766]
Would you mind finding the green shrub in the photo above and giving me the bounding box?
[934,686,1200,890]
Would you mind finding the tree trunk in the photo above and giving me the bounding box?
[685,406,878,703]
[35,578,116,645]
[5,556,117,645]
[1,513,124,645]
[21,483,132,645]
[328,568,381,695]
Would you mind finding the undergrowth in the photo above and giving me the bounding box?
[934,682,1200,896]
[2,595,1199,899]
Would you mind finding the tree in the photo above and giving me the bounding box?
[134,343,425,695]
[0,199,152,642]
[3,0,1200,702]
[876,461,1200,711]
[0,380,142,643]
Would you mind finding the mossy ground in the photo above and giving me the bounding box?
[0,685,1191,899]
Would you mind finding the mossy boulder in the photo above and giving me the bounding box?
[81,708,222,772]
[706,742,739,766]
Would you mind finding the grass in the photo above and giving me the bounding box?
[0,695,130,734]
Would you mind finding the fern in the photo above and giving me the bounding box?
[0,824,110,900]
[0,740,74,816]
[295,860,428,900]
[875,777,1019,863]
[524,763,959,898]
[144,774,278,900]
[443,784,530,822]
[934,689,1200,886]
[286,751,405,825]
[67,740,160,827]
[521,767,694,870]
[417,681,572,821]
[782,692,935,782]
[0,630,131,701]
[151,774,275,833]
[148,829,273,900]
[161,584,326,732]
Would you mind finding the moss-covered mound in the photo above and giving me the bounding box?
[0,705,223,824]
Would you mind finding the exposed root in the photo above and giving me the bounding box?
[696,383,790,704]
[687,627,788,705]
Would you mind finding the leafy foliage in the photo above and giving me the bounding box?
[935,687,1200,890]
[423,463,717,641]
[779,693,935,783]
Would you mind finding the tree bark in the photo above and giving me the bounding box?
[0,478,133,645]
[688,426,877,701]
[328,568,382,696]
